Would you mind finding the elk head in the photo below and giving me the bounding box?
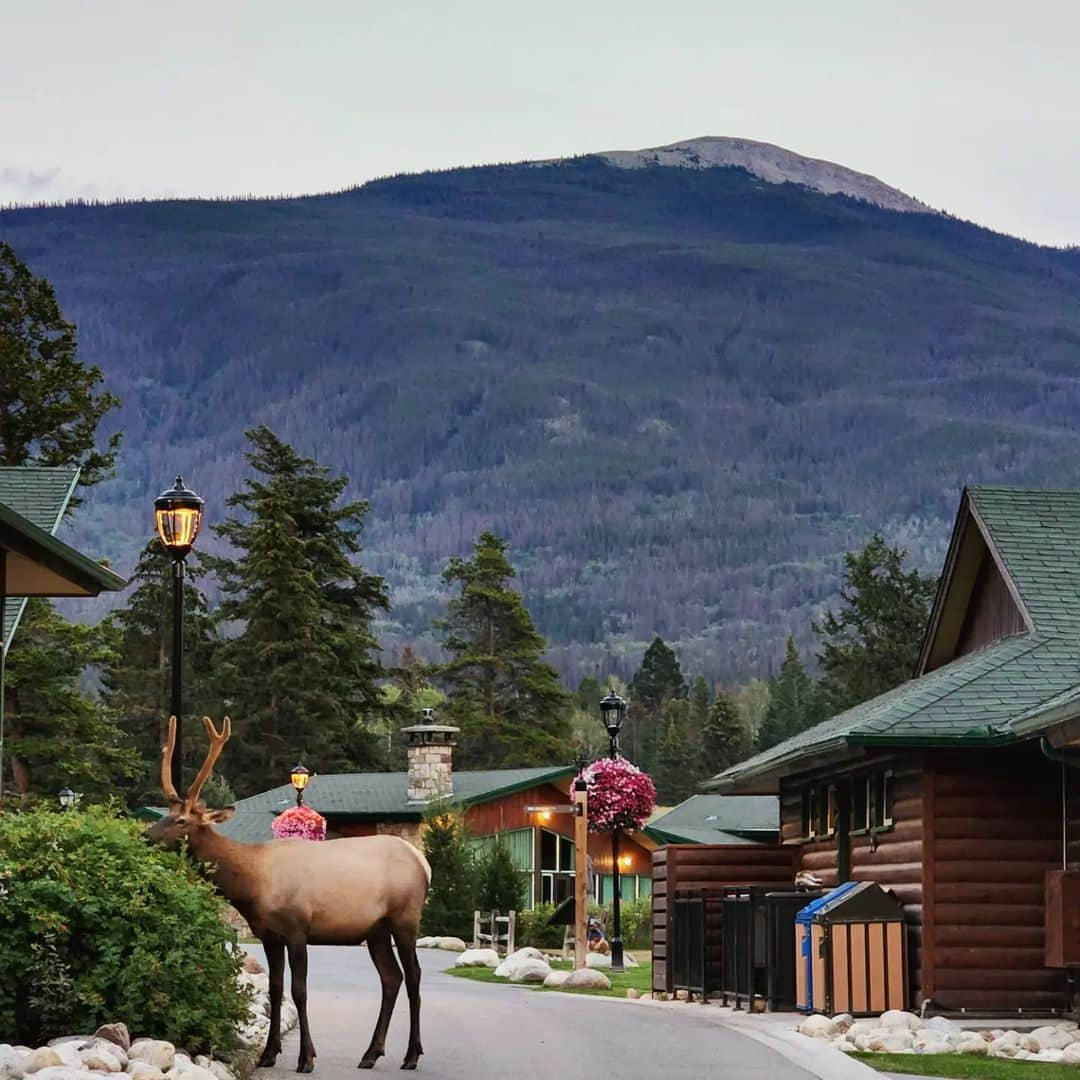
[145,715,235,848]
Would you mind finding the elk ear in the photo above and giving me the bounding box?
[204,807,236,824]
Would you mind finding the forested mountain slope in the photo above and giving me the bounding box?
[4,151,1080,683]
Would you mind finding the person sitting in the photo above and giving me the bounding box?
[586,915,610,955]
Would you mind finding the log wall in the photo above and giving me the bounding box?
[651,843,795,993]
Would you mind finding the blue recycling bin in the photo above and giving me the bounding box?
[795,882,859,1012]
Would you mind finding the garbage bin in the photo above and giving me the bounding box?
[796,881,907,1015]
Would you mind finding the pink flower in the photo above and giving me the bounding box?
[272,804,327,841]
[575,758,656,834]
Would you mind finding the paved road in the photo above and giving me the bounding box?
[253,946,822,1080]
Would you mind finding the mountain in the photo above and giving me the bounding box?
[3,143,1080,686]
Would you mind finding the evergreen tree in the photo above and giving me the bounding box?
[756,637,822,752]
[652,698,701,805]
[627,636,686,770]
[735,678,771,747]
[475,835,525,914]
[203,426,389,796]
[0,242,120,492]
[3,600,139,799]
[701,687,749,775]
[815,535,937,712]
[437,531,570,769]
[378,646,444,769]
[100,539,220,805]
[420,802,476,939]
[688,675,711,738]
[574,675,604,716]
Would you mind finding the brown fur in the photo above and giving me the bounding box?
[146,717,430,1072]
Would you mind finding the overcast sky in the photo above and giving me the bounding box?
[3,0,1078,245]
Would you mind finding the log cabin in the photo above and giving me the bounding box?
[711,486,1080,1016]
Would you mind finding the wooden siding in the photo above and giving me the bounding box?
[782,758,925,1003]
[925,749,1065,1012]
[650,843,795,993]
[954,553,1025,658]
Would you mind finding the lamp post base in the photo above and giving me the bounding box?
[610,936,625,973]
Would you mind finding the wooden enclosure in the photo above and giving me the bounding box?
[651,843,796,993]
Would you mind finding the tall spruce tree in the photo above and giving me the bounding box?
[0,242,120,492]
[4,599,139,799]
[437,531,571,769]
[627,636,686,771]
[815,535,937,712]
[652,698,701,804]
[101,539,220,804]
[702,687,749,776]
[420,802,476,939]
[756,637,822,752]
[203,426,388,796]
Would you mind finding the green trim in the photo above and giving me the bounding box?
[458,766,577,808]
[0,502,126,594]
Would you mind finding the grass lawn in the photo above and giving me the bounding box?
[449,957,653,999]
[853,1053,1078,1080]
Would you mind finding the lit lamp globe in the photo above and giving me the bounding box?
[599,690,627,744]
[154,476,204,560]
[291,763,311,806]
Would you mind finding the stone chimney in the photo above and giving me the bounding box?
[402,709,459,803]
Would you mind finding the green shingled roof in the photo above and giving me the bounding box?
[645,794,779,845]
[0,466,80,649]
[215,765,577,843]
[712,486,1080,793]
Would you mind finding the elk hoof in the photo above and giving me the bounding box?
[256,1053,279,1069]
[358,1054,382,1070]
[401,1063,419,1071]
[296,1062,315,1074]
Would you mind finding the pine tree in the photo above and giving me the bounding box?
[756,637,821,752]
[3,600,139,799]
[437,531,570,769]
[203,426,389,796]
[0,242,120,493]
[815,534,937,712]
[100,539,220,804]
[627,636,686,771]
[475,835,525,914]
[652,698,701,805]
[702,687,749,775]
[420,803,476,939]
[688,675,711,737]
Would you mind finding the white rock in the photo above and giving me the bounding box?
[1043,1029,1076,1050]
[832,1040,857,1054]
[207,1064,235,1080]
[916,1039,953,1055]
[624,953,639,967]
[924,1016,958,1035]
[879,1010,921,1031]
[1018,1034,1041,1053]
[23,1048,63,1074]
[48,1045,83,1068]
[989,1037,1019,1058]
[127,1065,165,1080]
[1062,1042,1080,1065]
[435,937,467,952]
[956,1038,988,1056]
[853,1030,889,1052]
[1059,1020,1080,1031]
[27,1070,102,1080]
[585,952,611,969]
[543,970,571,987]
[166,1063,216,1080]
[455,948,501,969]
[507,958,552,984]
[280,999,298,1030]
[868,1032,913,1053]
[562,968,611,991]
[129,1042,175,1073]
[415,937,437,948]
[1037,1048,1065,1063]
[79,1045,124,1072]
[799,1015,837,1040]
[831,1014,853,1033]
[846,1021,876,1041]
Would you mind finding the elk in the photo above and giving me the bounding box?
[146,716,431,1072]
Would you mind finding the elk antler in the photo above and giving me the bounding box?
[187,715,232,805]
[161,715,181,803]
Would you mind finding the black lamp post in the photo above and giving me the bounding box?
[154,475,204,793]
[599,689,628,973]
[290,764,311,806]
[58,787,78,810]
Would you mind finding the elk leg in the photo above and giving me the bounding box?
[359,927,402,1069]
[257,938,286,1068]
[288,940,316,1073]
[394,929,423,1071]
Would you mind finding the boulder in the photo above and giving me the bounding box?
[867,1032,913,1053]
[26,1070,101,1080]
[831,1014,853,1034]
[207,1064,235,1080]
[415,937,437,949]
[831,1040,857,1054]
[435,937,467,953]
[242,955,266,975]
[1018,1034,1041,1053]
[507,959,552,984]
[845,1021,876,1041]
[799,1015,837,1040]
[0,1046,26,1080]
[94,1026,131,1054]
[543,970,571,988]
[916,1039,953,1055]
[494,950,549,978]
[1062,1042,1080,1065]
[79,1044,125,1072]
[585,953,611,970]
[1059,1020,1080,1032]
[129,1042,176,1073]
[23,1048,63,1074]
[879,1010,921,1031]
[454,948,500,969]
[166,1063,216,1080]
[562,968,611,991]
[1043,1029,1076,1051]
[624,953,639,968]
[988,1037,1019,1058]
[956,1038,988,1057]
[127,1065,166,1080]
[626,989,640,1000]
[1036,1048,1065,1063]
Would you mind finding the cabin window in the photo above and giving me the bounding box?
[851,776,870,833]
[870,770,894,829]
[801,788,818,839]
[825,785,839,837]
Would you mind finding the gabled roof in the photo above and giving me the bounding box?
[218,765,577,843]
[0,467,125,649]
[711,486,1080,794]
[645,794,779,845]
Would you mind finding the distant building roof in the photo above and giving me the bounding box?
[217,765,577,843]
[646,794,779,845]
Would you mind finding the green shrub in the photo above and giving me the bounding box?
[0,805,249,1050]
[420,802,476,939]
[516,904,566,950]
[475,836,525,915]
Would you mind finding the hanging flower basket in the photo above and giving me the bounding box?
[272,804,327,841]
[576,757,656,834]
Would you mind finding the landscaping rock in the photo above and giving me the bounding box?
[867,1031,913,1053]
[0,1046,26,1080]
[626,989,639,999]
[507,959,552,984]
[1037,1048,1065,1063]
[28,1069,106,1080]
[956,1037,988,1057]
[924,1016,959,1036]
[833,1040,857,1054]
[585,952,611,969]
[543,971,570,988]
[1062,1042,1080,1065]
[129,1041,176,1073]
[988,1036,1020,1058]
[79,1043,125,1072]
[435,937,467,952]
[23,1048,63,1074]
[845,1020,876,1041]
[415,937,437,948]
[917,1039,953,1055]
[94,1025,131,1054]
[242,954,266,975]
[798,1015,837,1040]
[494,949,549,978]
[207,1063,235,1080]
[879,1010,921,1031]
[455,948,501,969]
[563,969,611,991]
[831,1013,853,1034]
[127,1065,166,1080]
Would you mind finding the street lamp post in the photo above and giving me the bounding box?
[291,764,311,806]
[154,475,204,793]
[599,689,628,973]
[58,787,78,809]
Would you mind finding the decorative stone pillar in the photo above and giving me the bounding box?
[402,712,459,803]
